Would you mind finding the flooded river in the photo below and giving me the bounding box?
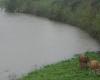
[0,10,99,80]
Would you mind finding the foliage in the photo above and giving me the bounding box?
[3,0,100,42]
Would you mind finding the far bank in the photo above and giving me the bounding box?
[3,0,100,43]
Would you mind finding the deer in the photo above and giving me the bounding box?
[79,54,89,69]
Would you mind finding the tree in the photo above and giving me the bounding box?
[5,0,17,12]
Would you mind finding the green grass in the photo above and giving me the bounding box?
[19,52,100,80]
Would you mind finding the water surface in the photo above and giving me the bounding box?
[0,10,99,80]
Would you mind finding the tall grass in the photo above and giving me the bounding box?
[19,52,100,80]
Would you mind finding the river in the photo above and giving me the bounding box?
[0,10,99,80]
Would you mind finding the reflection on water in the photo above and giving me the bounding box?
[0,10,99,80]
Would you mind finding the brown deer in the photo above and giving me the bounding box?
[89,60,100,75]
[79,54,89,69]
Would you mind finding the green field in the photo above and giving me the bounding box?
[19,52,100,80]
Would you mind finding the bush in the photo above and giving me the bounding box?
[4,0,100,42]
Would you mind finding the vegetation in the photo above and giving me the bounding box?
[18,52,100,80]
[0,1,99,80]
[1,1,100,79]
[0,0,5,7]
[3,0,100,42]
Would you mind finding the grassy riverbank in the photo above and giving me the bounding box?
[19,52,100,80]
[3,0,100,42]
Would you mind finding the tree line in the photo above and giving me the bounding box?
[3,0,100,42]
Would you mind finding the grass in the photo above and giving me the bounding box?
[19,52,100,80]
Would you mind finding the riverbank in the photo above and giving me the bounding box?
[4,0,100,42]
[18,51,100,80]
